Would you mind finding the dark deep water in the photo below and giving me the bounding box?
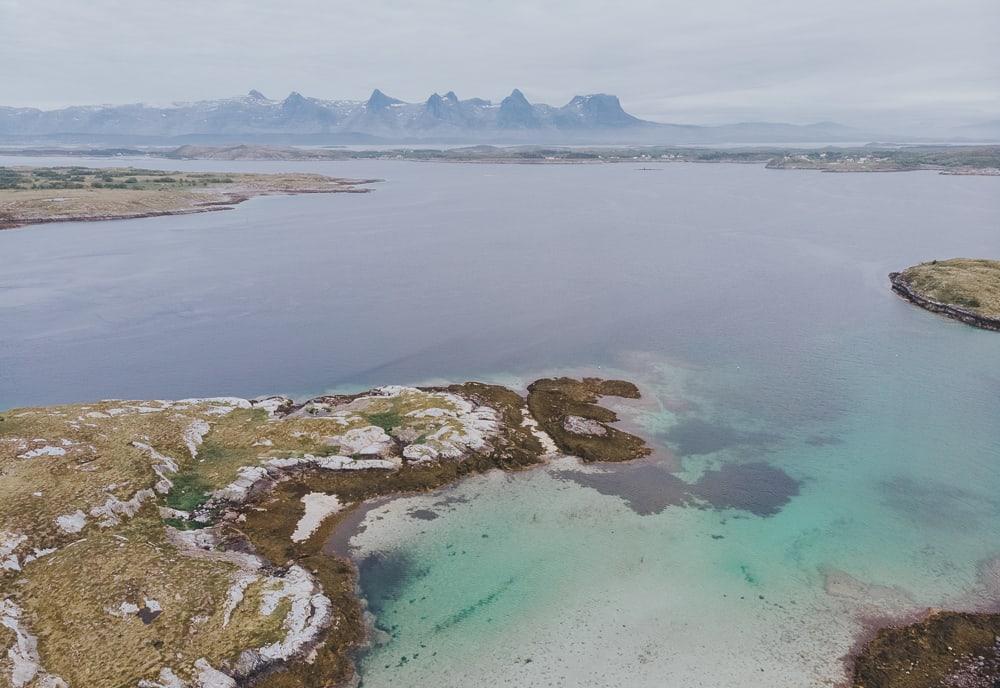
[1,157,997,409]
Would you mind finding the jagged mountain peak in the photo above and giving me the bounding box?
[497,89,538,129]
[507,88,530,104]
[0,87,696,141]
[560,93,639,127]
[366,89,402,110]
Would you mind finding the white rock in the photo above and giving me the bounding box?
[183,419,211,458]
[1,532,27,572]
[402,444,439,463]
[291,494,343,543]
[252,396,290,418]
[331,426,392,455]
[22,548,56,565]
[522,409,560,455]
[238,566,332,670]
[407,407,447,418]
[108,601,140,617]
[131,441,179,494]
[138,667,185,688]
[563,415,607,436]
[222,573,259,627]
[174,397,252,412]
[0,600,68,687]
[90,488,156,527]
[55,510,87,534]
[213,466,270,504]
[194,658,237,688]
[16,446,66,459]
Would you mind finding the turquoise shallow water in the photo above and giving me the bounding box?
[351,327,1000,686]
[1,158,998,685]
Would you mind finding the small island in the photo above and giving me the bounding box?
[0,378,648,688]
[0,166,376,230]
[890,259,1000,331]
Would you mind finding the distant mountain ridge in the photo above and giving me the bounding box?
[0,89,880,144]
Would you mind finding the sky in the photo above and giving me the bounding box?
[1,0,998,128]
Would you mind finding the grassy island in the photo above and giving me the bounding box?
[890,259,1000,331]
[0,166,376,229]
[0,378,647,688]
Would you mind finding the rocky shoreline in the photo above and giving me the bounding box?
[889,271,1000,331]
[0,378,650,688]
[5,376,994,687]
[849,609,1000,688]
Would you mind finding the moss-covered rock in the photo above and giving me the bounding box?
[526,377,650,462]
[852,611,1000,688]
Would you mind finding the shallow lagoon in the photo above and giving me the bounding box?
[1,158,999,685]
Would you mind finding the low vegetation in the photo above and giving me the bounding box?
[0,166,375,229]
[526,377,650,462]
[898,259,1000,318]
[0,379,648,687]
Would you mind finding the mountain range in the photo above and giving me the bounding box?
[0,89,976,144]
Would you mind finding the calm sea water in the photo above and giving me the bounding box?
[2,158,999,685]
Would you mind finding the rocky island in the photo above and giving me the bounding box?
[0,378,649,688]
[0,167,375,230]
[890,259,1000,331]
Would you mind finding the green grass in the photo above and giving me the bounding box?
[164,472,213,512]
[365,410,404,433]
[903,258,1000,317]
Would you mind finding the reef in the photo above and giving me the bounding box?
[0,378,646,688]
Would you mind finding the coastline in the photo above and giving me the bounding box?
[4,144,1000,175]
[0,169,378,230]
[889,271,1000,331]
[0,378,650,688]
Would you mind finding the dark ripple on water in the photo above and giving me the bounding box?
[562,460,800,517]
[663,417,781,456]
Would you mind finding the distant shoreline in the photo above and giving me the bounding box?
[0,167,376,230]
[2,143,999,175]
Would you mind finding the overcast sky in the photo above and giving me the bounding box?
[2,0,998,127]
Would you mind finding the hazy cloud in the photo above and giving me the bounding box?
[1,0,997,127]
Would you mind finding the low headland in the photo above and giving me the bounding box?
[890,259,1000,331]
[0,377,648,688]
[0,166,376,230]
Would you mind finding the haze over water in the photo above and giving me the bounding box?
[2,158,999,685]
